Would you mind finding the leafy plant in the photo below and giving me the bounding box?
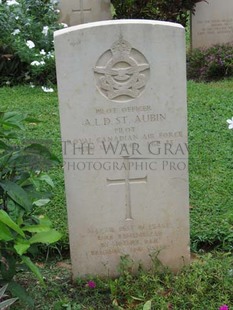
[0,0,66,87]
[111,0,205,27]
[0,284,18,309]
[187,44,233,81]
[0,111,61,305]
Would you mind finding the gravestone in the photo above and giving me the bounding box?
[191,0,233,49]
[54,20,190,278]
[58,0,112,26]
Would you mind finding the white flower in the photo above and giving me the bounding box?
[5,81,11,85]
[40,49,46,55]
[12,29,20,35]
[31,60,46,66]
[227,117,233,129]
[6,0,19,5]
[54,9,60,13]
[46,51,54,59]
[15,16,19,20]
[31,61,40,66]
[42,26,49,36]
[26,40,35,49]
[42,86,54,93]
[30,83,35,88]
[60,23,68,28]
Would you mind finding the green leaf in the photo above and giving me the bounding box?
[21,256,44,285]
[29,229,62,244]
[0,152,13,171]
[0,139,10,150]
[39,215,52,227]
[0,222,13,241]
[143,300,152,310]
[24,116,40,123]
[33,198,50,207]
[131,296,144,301]
[1,254,16,281]
[22,224,51,233]
[38,174,54,187]
[0,180,31,212]
[0,210,25,237]
[0,297,18,309]
[8,280,34,306]
[0,111,26,130]
[6,199,22,223]
[0,284,8,298]
[14,241,30,256]
[24,143,59,163]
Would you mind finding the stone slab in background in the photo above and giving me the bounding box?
[58,0,112,26]
[191,0,233,49]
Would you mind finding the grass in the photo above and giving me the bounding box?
[11,252,233,309]
[0,79,233,308]
[1,80,232,252]
[188,80,233,252]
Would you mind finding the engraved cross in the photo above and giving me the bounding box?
[107,157,147,221]
[72,0,92,24]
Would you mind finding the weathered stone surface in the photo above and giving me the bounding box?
[191,0,233,48]
[58,0,112,26]
[54,20,190,278]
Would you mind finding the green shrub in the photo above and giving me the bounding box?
[0,0,65,87]
[111,0,205,27]
[187,44,233,81]
[0,111,61,306]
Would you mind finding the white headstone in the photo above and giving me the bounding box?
[58,0,112,26]
[191,0,233,49]
[54,20,190,278]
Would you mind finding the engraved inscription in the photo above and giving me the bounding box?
[87,223,169,256]
[107,157,147,220]
[196,18,233,36]
[94,37,150,102]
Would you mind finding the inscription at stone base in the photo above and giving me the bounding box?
[192,0,233,48]
[88,223,168,256]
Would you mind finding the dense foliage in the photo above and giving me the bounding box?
[187,44,233,81]
[0,0,65,87]
[0,111,61,306]
[111,0,205,27]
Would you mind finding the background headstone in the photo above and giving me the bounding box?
[191,0,233,49]
[58,0,112,26]
[54,20,190,278]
